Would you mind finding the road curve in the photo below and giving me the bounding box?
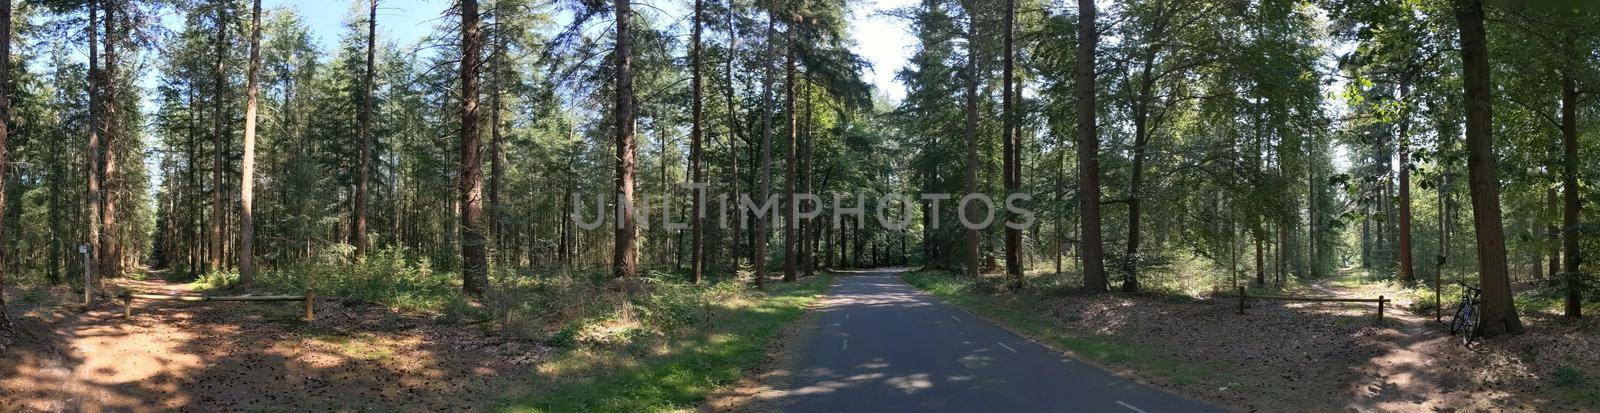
[779,269,1226,413]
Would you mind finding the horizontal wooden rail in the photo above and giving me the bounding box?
[125,293,305,302]
[1235,286,1388,322]
[120,289,315,321]
[1245,294,1389,303]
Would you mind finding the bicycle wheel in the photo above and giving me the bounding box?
[1459,305,1479,346]
[1449,301,1468,334]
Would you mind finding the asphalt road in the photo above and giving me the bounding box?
[781,269,1226,413]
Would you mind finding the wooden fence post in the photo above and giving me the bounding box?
[1237,286,1246,315]
[123,294,132,319]
[1377,295,1385,323]
[83,246,93,306]
[304,289,316,322]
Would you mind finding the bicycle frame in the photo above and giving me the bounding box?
[1449,281,1482,344]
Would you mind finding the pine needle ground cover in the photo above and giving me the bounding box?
[902,270,1600,411]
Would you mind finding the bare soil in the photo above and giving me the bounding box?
[966,276,1600,412]
[1,280,549,412]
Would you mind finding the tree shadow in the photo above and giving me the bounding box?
[764,272,1227,412]
[0,292,547,412]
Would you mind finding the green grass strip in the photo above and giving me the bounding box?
[499,276,831,413]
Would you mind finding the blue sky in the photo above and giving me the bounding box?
[257,0,916,101]
[262,0,448,52]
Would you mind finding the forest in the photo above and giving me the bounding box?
[0,0,1596,411]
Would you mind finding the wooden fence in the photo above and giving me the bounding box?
[1235,286,1389,322]
[120,289,316,321]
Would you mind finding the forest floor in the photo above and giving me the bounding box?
[0,278,550,412]
[0,273,832,412]
[1291,273,1600,411]
[900,270,1600,412]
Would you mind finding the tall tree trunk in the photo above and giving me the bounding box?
[1397,73,1415,286]
[1361,205,1371,268]
[963,13,980,278]
[853,220,862,268]
[48,150,64,284]
[210,2,227,274]
[1002,0,1023,282]
[1437,155,1450,321]
[85,0,102,296]
[1560,69,1581,318]
[1454,0,1522,336]
[689,0,705,284]
[460,0,489,294]
[354,0,377,259]
[100,0,120,280]
[610,0,638,280]
[1124,32,1159,293]
[1308,147,1320,277]
[782,15,797,283]
[801,78,815,277]
[838,215,847,268]
[1372,133,1386,267]
[0,0,11,328]
[1277,222,1287,285]
[239,0,262,282]
[663,129,675,267]
[754,10,775,289]
[1075,0,1107,292]
[1546,188,1559,283]
[1225,210,1236,288]
[487,1,506,256]
[1055,142,1066,276]
[186,84,198,277]
[725,1,740,274]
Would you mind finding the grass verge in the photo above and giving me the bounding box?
[901,270,1212,386]
[498,275,832,413]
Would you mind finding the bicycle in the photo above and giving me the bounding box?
[1448,280,1481,346]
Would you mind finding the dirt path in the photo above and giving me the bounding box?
[1301,278,1475,411]
[1297,275,1597,411]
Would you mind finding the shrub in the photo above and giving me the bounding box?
[485,269,764,349]
[1554,367,1585,388]
[237,245,468,314]
[192,270,239,290]
[485,270,612,340]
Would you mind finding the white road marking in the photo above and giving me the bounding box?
[842,339,849,351]
[950,315,960,322]
[997,342,1018,353]
[846,314,850,320]
[1116,400,1149,413]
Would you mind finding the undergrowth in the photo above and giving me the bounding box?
[183,244,838,411]
[499,274,832,412]
[191,245,469,315]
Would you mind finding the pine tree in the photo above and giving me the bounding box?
[0,0,12,329]
[239,0,261,282]
[1453,0,1522,336]
[354,0,376,259]
[689,0,705,284]
[460,0,488,295]
[611,0,639,280]
[1076,0,1106,292]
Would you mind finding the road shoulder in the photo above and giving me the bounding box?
[702,275,839,413]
